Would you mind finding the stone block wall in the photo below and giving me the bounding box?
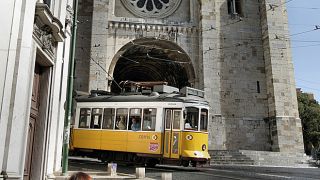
[74,0,304,153]
[260,0,304,153]
[74,0,93,92]
[212,0,269,150]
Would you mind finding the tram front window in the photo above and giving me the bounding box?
[185,107,199,131]
[200,109,208,132]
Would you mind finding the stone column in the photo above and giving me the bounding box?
[200,0,224,150]
[260,0,304,153]
[89,0,110,91]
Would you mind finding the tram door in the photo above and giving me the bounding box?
[163,109,181,159]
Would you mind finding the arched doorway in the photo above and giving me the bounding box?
[109,38,195,93]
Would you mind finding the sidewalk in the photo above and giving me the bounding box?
[48,171,155,180]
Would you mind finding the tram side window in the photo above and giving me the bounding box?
[129,108,142,131]
[90,108,102,129]
[185,107,199,130]
[173,111,181,129]
[200,109,208,132]
[102,108,115,129]
[142,108,156,131]
[115,108,128,130]
[165,110,172,129]
[79,108,91,128]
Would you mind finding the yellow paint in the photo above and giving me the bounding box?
[163,130,181,159]
[72,129,101,150]
[127,132,162,154]
[163,131,171,158]
[170,131,181,159]
[100,130,128,151]
[181,132,210,159]
[72,129,162,154]
[72,128,210,161]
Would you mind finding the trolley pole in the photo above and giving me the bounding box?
[62,0,78,175]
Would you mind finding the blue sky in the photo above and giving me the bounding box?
[287,0,320,101]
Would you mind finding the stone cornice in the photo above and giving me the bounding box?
[108,21,198,34]
[35,3,66,42]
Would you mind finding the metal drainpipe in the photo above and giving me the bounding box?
[62,0,78,175]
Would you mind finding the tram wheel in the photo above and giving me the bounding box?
[146,159,157,168]
[191,161,197,167]
[182,160,189,167]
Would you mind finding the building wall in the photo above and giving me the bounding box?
[0,0,23,172]
[260,0,303,153]
[216,0,269,150]
[0,0,72,179]
[74,0,304,153]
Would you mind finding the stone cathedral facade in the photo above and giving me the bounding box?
[75,0,304,161]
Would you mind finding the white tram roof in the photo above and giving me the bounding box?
[75,92,209,106]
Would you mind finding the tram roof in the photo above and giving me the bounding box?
[75,92,208,105]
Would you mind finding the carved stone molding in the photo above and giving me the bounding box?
[108,21,197,36]
[65,5,73,27]
[34,3,66,59]
[34,20,56,58]
[34,3,66,42]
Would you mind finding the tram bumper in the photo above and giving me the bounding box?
[181,150,210,162]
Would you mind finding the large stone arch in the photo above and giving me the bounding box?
[108,37,196,92]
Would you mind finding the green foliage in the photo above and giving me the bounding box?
[297,93,320,151]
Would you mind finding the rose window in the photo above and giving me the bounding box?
[121,0,182,18]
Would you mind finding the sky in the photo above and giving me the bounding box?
[287,0,320,101]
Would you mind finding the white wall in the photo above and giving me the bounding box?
[1,0,73,178]
[0,0,22,171]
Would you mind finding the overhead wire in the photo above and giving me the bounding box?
[74,1,320,99]
[268,0,295,11]
[290,26,320,37]
[287,6,320,10]
[80,47,122,90]
[76,2,320,63]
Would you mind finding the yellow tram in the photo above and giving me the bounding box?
[70,85,210,167]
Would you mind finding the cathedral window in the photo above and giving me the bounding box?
[227,0,243,16]
[121,0,181,18]
[257,81,260,93]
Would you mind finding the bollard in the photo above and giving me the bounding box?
[107,163,117,176]
[161,173,172,180]
[135,167,145,179]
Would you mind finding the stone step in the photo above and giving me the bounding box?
[209,150,255,165]
[211,157,252,161]
[211,159,254,162]
[210,161,254,165]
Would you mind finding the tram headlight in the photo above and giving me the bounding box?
[186,135,193,140]
[202,144,206,151]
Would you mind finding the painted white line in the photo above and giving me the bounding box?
[256,173,293,179]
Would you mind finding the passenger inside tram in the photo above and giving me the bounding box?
[130,117,141,131]
[116,116,126,130]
